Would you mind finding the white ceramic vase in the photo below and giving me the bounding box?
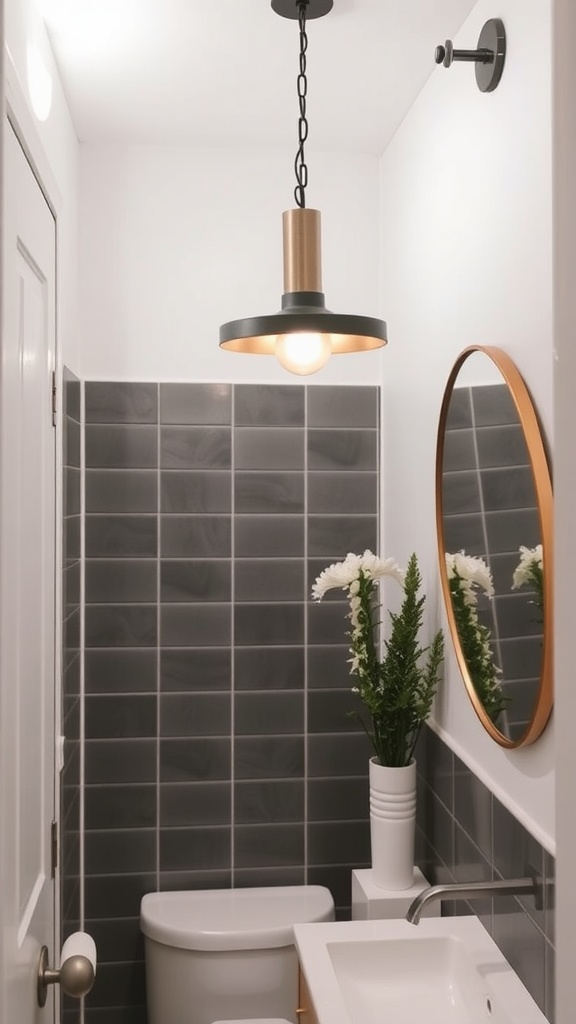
[369,755,416,890]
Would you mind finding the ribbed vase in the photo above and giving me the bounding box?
[369,756,416,890]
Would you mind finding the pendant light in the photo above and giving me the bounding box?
[219,0,388,376]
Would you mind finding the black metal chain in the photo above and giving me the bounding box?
[294,1,309,208]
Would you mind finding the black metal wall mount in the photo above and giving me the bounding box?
[435,18,506,92]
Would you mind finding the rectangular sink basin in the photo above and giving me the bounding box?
[294,916,547,1024]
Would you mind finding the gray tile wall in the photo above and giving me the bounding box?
[82,382,379,1023]
[416,727,555,1022]
[62,368,81,1024]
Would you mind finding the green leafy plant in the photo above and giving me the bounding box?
[312,551,444,767]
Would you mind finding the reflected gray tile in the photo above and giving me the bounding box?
[160,827,231,871]
[161,604,231,647]
[85,383,158,423]
[234,604,303,646]
[498,637,545,680]
[85,785,156,829]
[161,471,231,513]
[235,472,304,513]
[234,647,304,691]
[235,780,304,823]
[308,429,377,470]
[160,737,231,782]
[86,516,157,558]
[86,425,158,468]
[160,383,231,424]
[234,692,304,735]
[64,561,81,614]
[160,560,231,602]
[485,508,540,553]
[86,560,157,603]
[442,514,485,556]
[545,939,555,1024]
[85,650,157,693]
[308,689,363,734]
[160,693,231,736]
[160,427,231,469]
[85,696,157,739]
[307,733,371,777]
[481,466,537,511]
[442,429,476,472]
[160,649,231,691]
[472,383,519,427]
[85,830,156,874]
[544,851,555,945]
[234,385,304,426]
[64,516,81,563]
[441,472,482,516]
[445,388,472,429]
[307,387,378,427]
[476,424,530,469]
[494,594,543,639]
[307,472,378,514]
[235,560,304,602]
[85,739,157,783]
[235,428,304,470]
[160,516,231,557]
[235,737,304,779]
[235,824,304,868]
[86,471,158,513]
[308,821,370,866]
[85,606,157,648]
[307,646,351,689]
[308,516,377,558]
[160,782,231,826]
[235,516,304,557]
[308,778,369,821]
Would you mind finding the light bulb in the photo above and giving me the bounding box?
[275,332,331,376]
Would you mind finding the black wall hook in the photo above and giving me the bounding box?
[434,18,506,92]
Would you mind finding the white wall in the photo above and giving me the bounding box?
[5,0,79,371]
[78,144,383,383]
[379,0,554,850]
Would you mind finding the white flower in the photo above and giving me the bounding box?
[445,551,494,604]
[512,544,543,590]
[311,549,404,601]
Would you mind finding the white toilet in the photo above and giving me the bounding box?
[140,885,334,1024]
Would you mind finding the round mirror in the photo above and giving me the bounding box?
[436,346,553,748]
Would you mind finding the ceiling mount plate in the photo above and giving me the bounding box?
[271,0,333,20]
[475,18,506,92]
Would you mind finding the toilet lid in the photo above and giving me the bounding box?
[140,885,334,951]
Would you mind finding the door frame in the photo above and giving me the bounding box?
[1,40,65,1021]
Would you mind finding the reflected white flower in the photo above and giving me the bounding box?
[445,551,494,604]
[512,544,543,590]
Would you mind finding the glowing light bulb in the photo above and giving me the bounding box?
[275,333,331,376]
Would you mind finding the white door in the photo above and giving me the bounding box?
[0,121,57,1023]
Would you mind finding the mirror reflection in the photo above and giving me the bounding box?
[436,347,553,747]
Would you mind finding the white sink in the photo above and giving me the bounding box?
[294,916,547,1024]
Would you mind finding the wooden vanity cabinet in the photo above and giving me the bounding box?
[297,964,319,1024]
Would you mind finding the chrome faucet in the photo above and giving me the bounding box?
[406,876,540,925]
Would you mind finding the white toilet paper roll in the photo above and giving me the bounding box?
[60,931,97,976]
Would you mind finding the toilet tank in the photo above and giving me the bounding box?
[140,885,334,1024]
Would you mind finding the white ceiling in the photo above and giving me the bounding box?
[41,0,478,154]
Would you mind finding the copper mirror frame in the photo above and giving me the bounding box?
[435,346,553,748]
